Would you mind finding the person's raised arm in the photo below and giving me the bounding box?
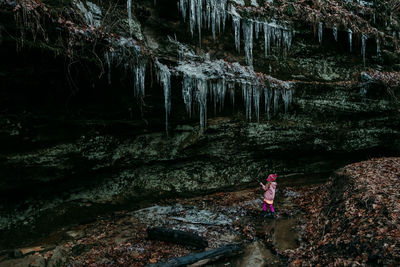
[260,182,266,190]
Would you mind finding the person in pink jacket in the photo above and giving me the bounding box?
[260,173,277,218]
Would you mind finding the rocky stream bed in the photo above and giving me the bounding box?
[0,157,399,266]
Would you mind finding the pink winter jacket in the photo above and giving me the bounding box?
[261,182,277,204]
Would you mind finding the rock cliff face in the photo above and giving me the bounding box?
[0,0,399,247]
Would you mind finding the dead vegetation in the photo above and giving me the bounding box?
[286,157,400,266]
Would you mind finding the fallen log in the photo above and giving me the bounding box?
[146,244,242,267]
[146,227,208,249]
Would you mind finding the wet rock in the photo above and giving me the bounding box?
[11,249,23,259]
[29,255,46,267]
[360,72,373,84]
[0,254,45,267]
[283,190,300,198]
[65,230,85,240]
[47,246,68,267]
[71,244,93,256]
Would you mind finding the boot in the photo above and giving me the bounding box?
[261,210,267,217]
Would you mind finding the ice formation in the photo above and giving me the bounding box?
[233,16,241,52]
[376,38,381,56]
[263,21,293,57]
[254,21,261,40]
[104,37,146,97]
[133,62,146,97]
[74,1,102,28]
[178,0,228,43]
[175,58,294,128]
[251,0,259,7]
[281,87,293,113]
[348,28,353,52]
[177,1,293,64]
[155,59,172,133]
[127,0,133,35]
[264,86,272,120]
[333,24,338,42]
[361,34,367,65]
[230,5,241,52]
[243,20,254,65]
[105,52,112,84]
[318,22,323,43]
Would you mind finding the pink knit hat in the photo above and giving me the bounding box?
[267,173,277,182]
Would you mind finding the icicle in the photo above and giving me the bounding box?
[273,88,280,115]
[182,76,194,117]
[218,78,226,111]
[233,16,241,52]
[361,34,367,66]
[333,24,338,42]
[127,0,133,35]
[253,86,261,122]
[376,38,381,57]
[242,83,252,121]
[196,78,208,129]
[255,21,261,39]
[229,83,235,108]
[360,83,368,99]
[242,20,253,65]
[178,0,227,44]
[264,22,270,56]
[264,86,272,120]
[105,52,112,84]
[221,1,227,31]
[189,0,196,37]
[196,0,202,44]
[179,0,188,21]
[282,89,292,113]
[282,28,293,51]
[211,81,217,114]
[155,59,172,133]
[133,61,146,97]
[318,22,323,43]
[182,75,209,129]
[210,0,216,40]
[348,28,353,52]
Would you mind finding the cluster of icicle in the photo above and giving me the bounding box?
[104,37,146,98]
[178,0,293,66]
[319,22,382,66]
[175,58,293,129]
[178,0,228,44]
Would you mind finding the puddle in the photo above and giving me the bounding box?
[210,241,274,267]
[273,216,299,250]
[209,215,299,267]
